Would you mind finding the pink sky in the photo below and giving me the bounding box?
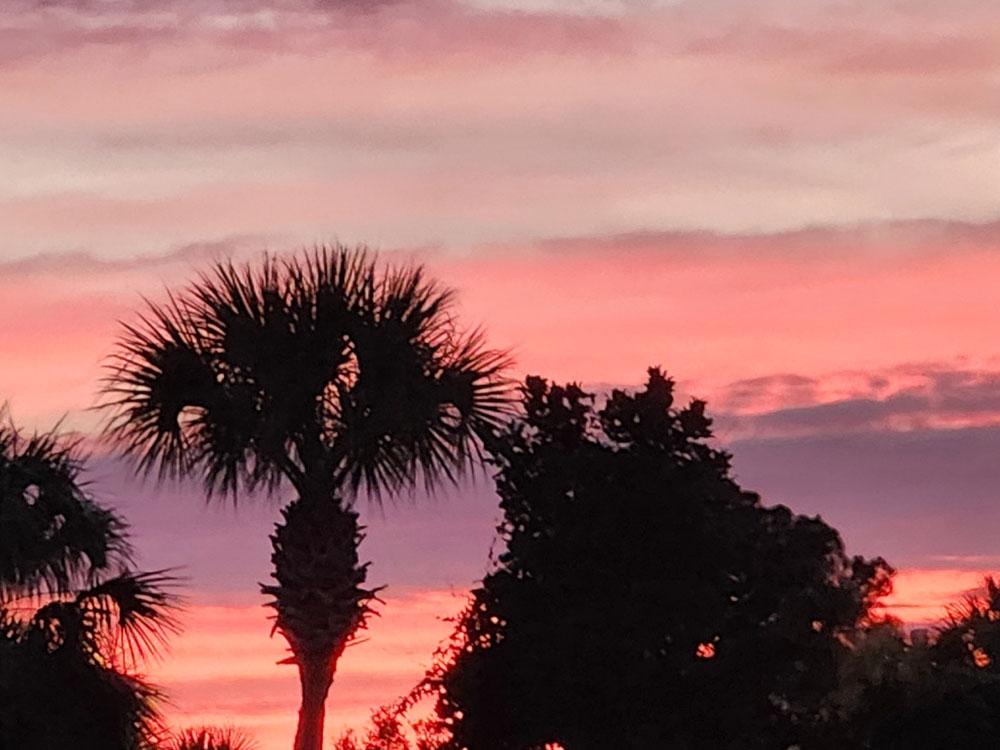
[3,0,1000,746]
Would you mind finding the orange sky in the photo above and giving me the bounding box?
[3,0,1000,746]
[152,590,467,745]
[148,572,1000,745]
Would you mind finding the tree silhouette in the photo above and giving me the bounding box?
[101,246,510,750]
[936,577,1000,674]
[415,369,892,749]
[169,726,258,750]
[0,414,178,750]
[818,584,1000,749]
[333,706,447,750]
[0,411,127,598]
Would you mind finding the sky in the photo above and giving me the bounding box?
[2,0,1000,745]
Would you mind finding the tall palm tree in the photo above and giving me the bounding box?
[0,413,178,750]
[101,246,511,750]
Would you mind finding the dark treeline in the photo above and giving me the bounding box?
[339,371,1000,750]
[3,247,1000,750]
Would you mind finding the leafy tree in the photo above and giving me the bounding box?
[936,577,1000,674]
[415,369,892,749]
[102,246,510,750]
[0,414,178,750]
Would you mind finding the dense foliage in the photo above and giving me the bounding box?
[0,416,178,750]
[823,579,1000,749]
[417,370,893,749]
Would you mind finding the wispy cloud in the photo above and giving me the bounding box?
[2,0,998,256]
[714,362,1000,440]
[5,218,1000,430]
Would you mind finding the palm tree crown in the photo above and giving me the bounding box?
[101,245,511,501]
[0,412,128,597]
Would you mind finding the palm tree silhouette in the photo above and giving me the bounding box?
[0,413,178,750]
[169,726,258,750]
[101,246,511,750]
[0,410,128,598]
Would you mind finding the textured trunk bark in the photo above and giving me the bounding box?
[264,492,374,750]
[293,655,334,750]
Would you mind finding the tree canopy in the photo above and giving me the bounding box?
[420,369,893,749]
[101,246,510,502]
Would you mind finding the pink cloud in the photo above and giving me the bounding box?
[3,0,998,77]
[711,362,1000,439]
[1,0,998,258]
[5,219,1000,429]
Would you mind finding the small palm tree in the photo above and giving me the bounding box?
[169,726,258,750]
[0,414,178,750]
[102,246,511,750]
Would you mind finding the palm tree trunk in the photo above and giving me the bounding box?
[262,495,381,750]
[294,653,334,750]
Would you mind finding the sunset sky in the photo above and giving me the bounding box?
[3,0,1000,746]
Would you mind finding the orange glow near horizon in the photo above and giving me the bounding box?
[152,589,467,749]
[147,570,995,749]
[881,568,1000,626]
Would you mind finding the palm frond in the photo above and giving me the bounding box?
[0,628,167,749]
[102,244,513,502]
[333,262,514,499]
[24,570,182,669]
[101,294,219,482]
[75,569,182,667]
[0,411,130,596]
[169,726,258,750]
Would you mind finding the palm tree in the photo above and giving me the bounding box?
[0,410,128,598]
[1,569,178,749]
[169,726,258,750]
[101,246,511,750]
[0,413,178,750]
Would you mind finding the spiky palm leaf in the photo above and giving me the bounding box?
[0,413,179,750]
[25,569,179,668]
[101,245,513,502]
[0,412,129,596]
[2,571,179,750]
[170,726,258,750]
